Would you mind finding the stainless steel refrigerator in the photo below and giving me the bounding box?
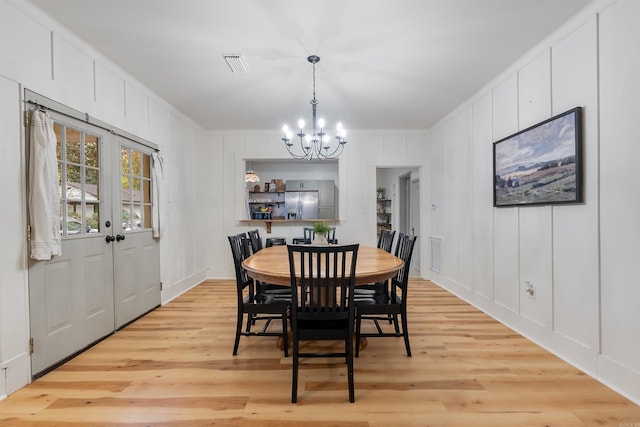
[285,191,319,220]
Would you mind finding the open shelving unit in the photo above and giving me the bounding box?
[376,198,391,236]
[248,191,285,220]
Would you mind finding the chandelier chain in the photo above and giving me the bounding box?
[312,61,316,103]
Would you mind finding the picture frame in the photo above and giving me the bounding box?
[493,107,583,207]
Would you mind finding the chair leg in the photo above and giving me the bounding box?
[392,313,400,334]
[291,338,299,403]
[233,310,243,355]
[245,313,253,333]
[382,282,393,325]
[401,312,411,357]
[281,310,289,357]
[355,314,362,357]
[253,283,264,325]
[346,335,355,403]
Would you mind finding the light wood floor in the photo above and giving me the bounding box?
[1,279,639,426]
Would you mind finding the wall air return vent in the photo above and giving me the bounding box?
[222,54,250,73]
[429,236,442,273]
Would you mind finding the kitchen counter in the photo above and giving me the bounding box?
[239,218,339,234]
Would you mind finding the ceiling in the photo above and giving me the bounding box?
[27,0,592,132]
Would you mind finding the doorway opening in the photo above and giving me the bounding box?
[376,167,421,276]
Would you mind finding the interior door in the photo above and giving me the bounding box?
[28,113,115,375]
[112,140,160,328]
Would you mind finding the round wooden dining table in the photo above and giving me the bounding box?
[242,244,404,287]
[242,244,404,352]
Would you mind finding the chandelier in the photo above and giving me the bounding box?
[281,55,347,160]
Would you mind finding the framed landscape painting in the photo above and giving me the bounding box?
[493,107,583,207]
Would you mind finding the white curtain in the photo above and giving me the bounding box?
[29,109,61,260]
[151,151,164,238]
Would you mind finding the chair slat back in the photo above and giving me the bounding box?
[266,237,286,247]
[393,233,417,294]
[228,233,254,297]
[303,227,314,244]
[247,229,263,253]
[377,229,396,253]
[327,227,337,244]
[287,244,359,318]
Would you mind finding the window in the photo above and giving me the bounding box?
[121,146,152,232]
[55,123,101,236]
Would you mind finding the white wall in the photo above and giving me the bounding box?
[205,131,428,280]
[427,0,640,404]
[0,0,207,396]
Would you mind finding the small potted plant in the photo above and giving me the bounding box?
[312,221,332,245]
[377,187,386,200]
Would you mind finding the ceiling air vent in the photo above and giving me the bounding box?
[222,54,250,73]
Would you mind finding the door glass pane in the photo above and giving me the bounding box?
[121,147,130,174]
[121,208,130,230]
[66,203,82,235]
[66,165,81,199]
[86,203,100,233]
[86,168,99,199]
[132,150,141,175]
[86,135,99,168]
[143,204,152,229]
[132,203,142,230]
[143,180,151,204]
[142,153,150,178]
[65,128,81,164]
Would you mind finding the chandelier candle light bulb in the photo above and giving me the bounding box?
[281,55,347,160]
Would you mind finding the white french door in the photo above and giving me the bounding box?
[28,110,159,376]
[112,138,160,328]
[28,113,115,375]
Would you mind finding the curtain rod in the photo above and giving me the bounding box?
[23,89,158,151]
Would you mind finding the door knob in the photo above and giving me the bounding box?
[116,234,125,242]
[105,235,115,243]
